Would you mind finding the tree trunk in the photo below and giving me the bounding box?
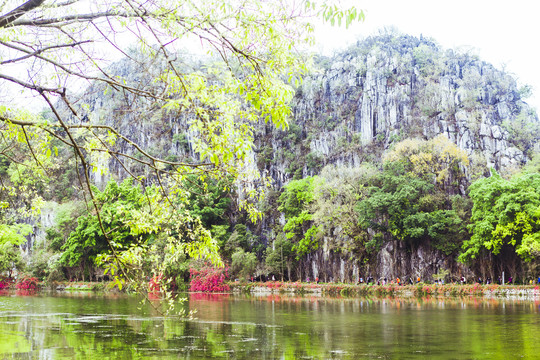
[287,264,291,281]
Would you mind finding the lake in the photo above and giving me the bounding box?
[0,291,539,359]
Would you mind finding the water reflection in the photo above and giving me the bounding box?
[0,291,538,359]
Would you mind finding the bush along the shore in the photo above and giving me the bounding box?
[189,266,230,293]
[0,276,41,291]
[0,276,13,290]
[15,276,39,291]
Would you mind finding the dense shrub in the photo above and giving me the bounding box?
[15,276,38,291]
[189,266,230,292]
[0,276,13,290]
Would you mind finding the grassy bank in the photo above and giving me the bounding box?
[228,281,540,298]
[51,281,110,291]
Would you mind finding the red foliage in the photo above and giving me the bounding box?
[0,276,13,290]
[263,281,283,289]
[147,273,178,295]
[15,276,38,291]
[189,266,230,292]
[149,273,163,293]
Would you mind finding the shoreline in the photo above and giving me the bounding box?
[2,280,539,300]
[228,281,540,299]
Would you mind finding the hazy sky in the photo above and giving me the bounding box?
[4,1,539,113]
[314,0,540,112]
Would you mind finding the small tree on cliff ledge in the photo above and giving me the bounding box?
[0,1,363,288]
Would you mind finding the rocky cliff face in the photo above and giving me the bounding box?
[70,34,537,189]
[46,34,539,281]
[264,34,536,187]
[299,239,467,283]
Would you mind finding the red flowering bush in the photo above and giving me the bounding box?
[189,266,230,292]
[15,276,38,291]
[147,273,178,294]
[422,285,433,295]
[0,276,13,290]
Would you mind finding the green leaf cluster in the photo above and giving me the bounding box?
[231,249,257,280]
[60,179,159,268]
[278,177,320,258]
[460,171,540,262]
[265,234,295,280]
[0,223,30,276]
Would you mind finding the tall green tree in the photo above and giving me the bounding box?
[357,137,471,255]
[460,171,540,264]
[61,179,161,279]
[231,248,257,280]
[383,135,469,194]
[265,234,295,281]
[278,176,319,258]
[309,164,377,262]
[0,223,31,276]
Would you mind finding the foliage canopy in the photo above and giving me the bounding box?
[460,171,540,263]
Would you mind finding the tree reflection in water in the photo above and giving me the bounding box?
[0,291,538,359]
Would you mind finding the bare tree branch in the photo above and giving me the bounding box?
[0,40,92,65]
[0,114,36,126]
[0,72,66,95]
[41,92,131,279]
[0,0,322,296]
[0,0,46,28]
[9,11,131,27]
[21,125,48,175]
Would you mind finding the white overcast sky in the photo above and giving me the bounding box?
[313,0,540,112]
[4,0,540,113]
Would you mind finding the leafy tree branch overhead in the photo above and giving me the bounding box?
[0,0,363,287]
[0,0,363,190]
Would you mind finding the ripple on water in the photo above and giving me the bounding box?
[0,312,72,318]
[330,350,347,354]
[240,338,258,342]
[193,319,281,328]
[75,315,106,323]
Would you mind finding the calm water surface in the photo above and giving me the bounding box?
[0,290,539,359]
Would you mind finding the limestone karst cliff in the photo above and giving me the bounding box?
[264,34,536,186]
[62,34,538,189]
[27,33,539,282]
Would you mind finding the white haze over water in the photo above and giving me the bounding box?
[315,0,540,113]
